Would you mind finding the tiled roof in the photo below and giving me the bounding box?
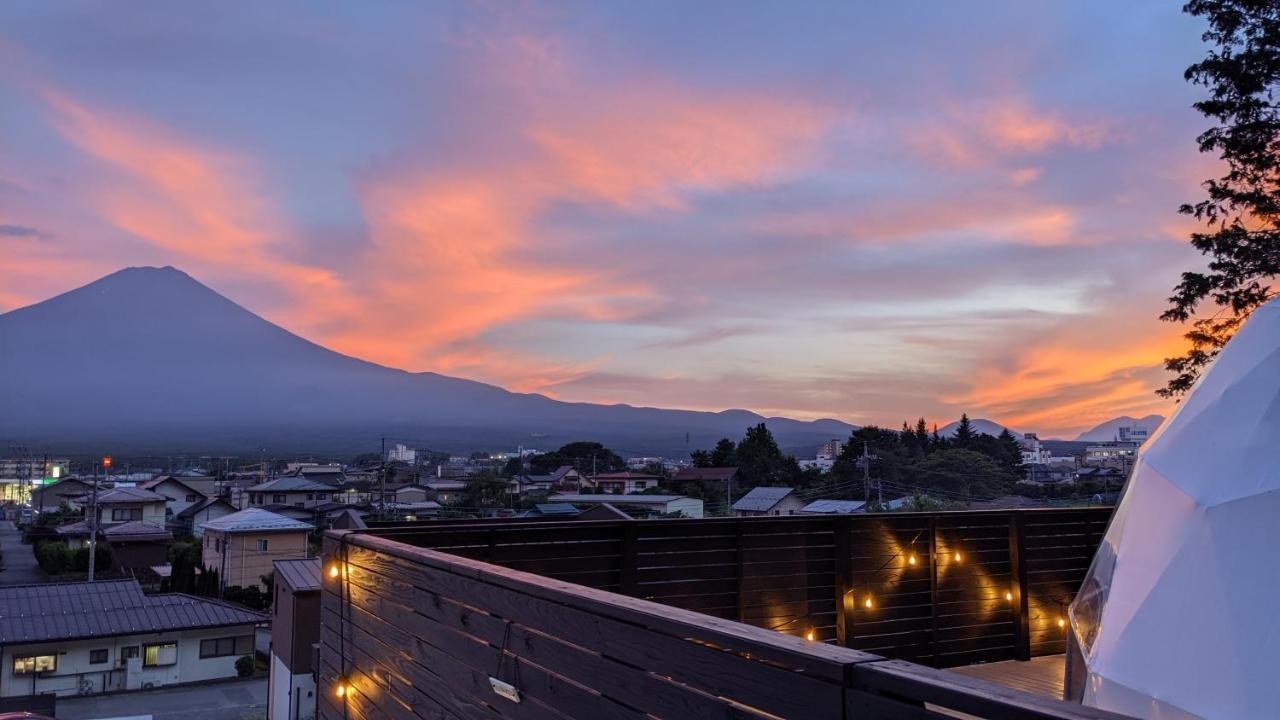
[550,493,686,504]
[176,497,236,519]
[96,487,168,505]
[0,579,266,644]
[533,503,580,516]
[731,486,795,512]
[274,558,322,593]
[592,472,662,480]
[56,520,171,540]
[199,508,313,533]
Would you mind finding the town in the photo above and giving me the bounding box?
[0,416,1148,718]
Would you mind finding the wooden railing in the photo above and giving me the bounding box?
[318,512,1124,720]
[354,508,1109,667]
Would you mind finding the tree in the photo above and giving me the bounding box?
[692,438,738,468]
[735,424,798,486]
[996,428,1028,479]
[464,468,509,508]
[910,449,1010,499]
[952,414,975,448]
[914,418,931,455]
[528,442,624,475]
[501,457,524,476]
[1161,1,1280,396]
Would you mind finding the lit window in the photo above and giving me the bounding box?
[13,655,57,675]
[143,643,177,667]
[257,539,269,552]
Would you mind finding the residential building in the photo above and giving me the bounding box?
[549,493,703,518]
[1085,441,1140,464]
[139,476,211,523]
[270,558,321,720]
[92,487,168,527]
[625,456,663,470]
[0,579,264,698]
[244,476,335,509]
[54,520,172,573]
[586,471,662,494]
[29,477,92,513]
[424,480,467,504]
[818,439,844,460]
[200,508,313,591]
[1024,463,1076,485]
[387,444,417,464]
[669,466,740,488]
[798,499,866,514]
[799,457,836,472]
[1020,433,1052,465]
[1116,425,1151,445]
[732,487,806,517]
[177,497,238,538]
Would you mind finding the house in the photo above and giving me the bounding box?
[0,579,265,698]
[270,558,322,720]
[177,497,238,538]
[244,476,335,509]
[138,476,210,522]
[29,477,92,513]
[55,520,172,572]
[669,467,740,490]
[1025,463,1076,485]
[732,487,805,517]
[586,472,663,495]
[517,503,580,518]
[424,480,467,504]
[549,494,703,518]
[92,487,169,527]
[798,499,866,515]
[200,508,313,591]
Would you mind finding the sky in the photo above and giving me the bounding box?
[0,1,1215,438]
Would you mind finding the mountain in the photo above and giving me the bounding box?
[936,418,1022,440]
[0,267,857,456]
[1074,415,1165,442]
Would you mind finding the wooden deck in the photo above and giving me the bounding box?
[949,654,1066,700]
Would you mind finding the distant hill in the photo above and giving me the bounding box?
[0,267,856,456]
[1074,415,1165,442]
[936,418,1023,440]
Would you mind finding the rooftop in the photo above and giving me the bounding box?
[274,557,322,593]
[671,466,739,481]
[95,487,168,504]
[550,493,688,504]
[56,520,172,541]
[799,498,866,514]
[200,507,314,533]
[731,486,794,512]
[0,578,266,644]
[249,475,335,493]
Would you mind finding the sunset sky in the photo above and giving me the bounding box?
[1,2,1213,437]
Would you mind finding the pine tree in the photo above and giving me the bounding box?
[953,414,975,448]
[914,418,930,454]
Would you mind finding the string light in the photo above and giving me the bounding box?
[328,563,341,579]
[1005,591,1013,602]
[1057,617,1066,629]
[863,596,874,609]
[953,552,962,563]
[335,677,351,698]
[804,628,816,642]
[907,554,918,567]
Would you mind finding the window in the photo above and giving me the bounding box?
[111,507,143,521]
[89,649,109,664]
[272,494,287,504]
[256,538,269,552]
[143,643,177,667]
[186,494,200,502]
[199,636,254,659]
[294,502,304,508]
[306,493,314,500]
[317,493,328,501]
[12,655,56,675]
[121,646,140,660]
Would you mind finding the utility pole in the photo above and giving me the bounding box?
[856,442,878,507]
[89,456,108,582]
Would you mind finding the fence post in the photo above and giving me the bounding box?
[928,516,939,664]
[735,518,747,623]
[619,521,639,597]
[1009,512,1031,660]
[834,515,853,646]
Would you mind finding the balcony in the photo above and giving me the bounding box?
[319,509,1120,719]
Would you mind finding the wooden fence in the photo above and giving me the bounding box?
[318,515,1124,720]
[355,508,1109,667]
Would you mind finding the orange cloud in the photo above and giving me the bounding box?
[913,99,1117,169]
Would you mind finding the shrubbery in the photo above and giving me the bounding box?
[34,541,111,575]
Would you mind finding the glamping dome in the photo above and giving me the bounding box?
[1070,299,1280,719]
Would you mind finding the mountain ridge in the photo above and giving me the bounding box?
[0,267,858,456]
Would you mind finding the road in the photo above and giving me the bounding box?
[55,677,267,720]
[0,520,47,585]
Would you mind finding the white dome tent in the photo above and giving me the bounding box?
[1070,299,1280,719]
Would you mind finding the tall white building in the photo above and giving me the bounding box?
[1116,425,1150,445]
[1020,433,1051,465]
[387,443,416,464]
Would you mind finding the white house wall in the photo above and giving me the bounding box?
[269,652,316,720]
[0,624,258,698]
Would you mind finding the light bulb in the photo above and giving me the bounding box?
[863,596,873,609]
[804,629,816,642]
[1057,617,1066,628]
[1005,591,1013,602]
[907,554,918,566]
[328,564,340,579]
[953,552,962,563]
[335,679,349,698]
